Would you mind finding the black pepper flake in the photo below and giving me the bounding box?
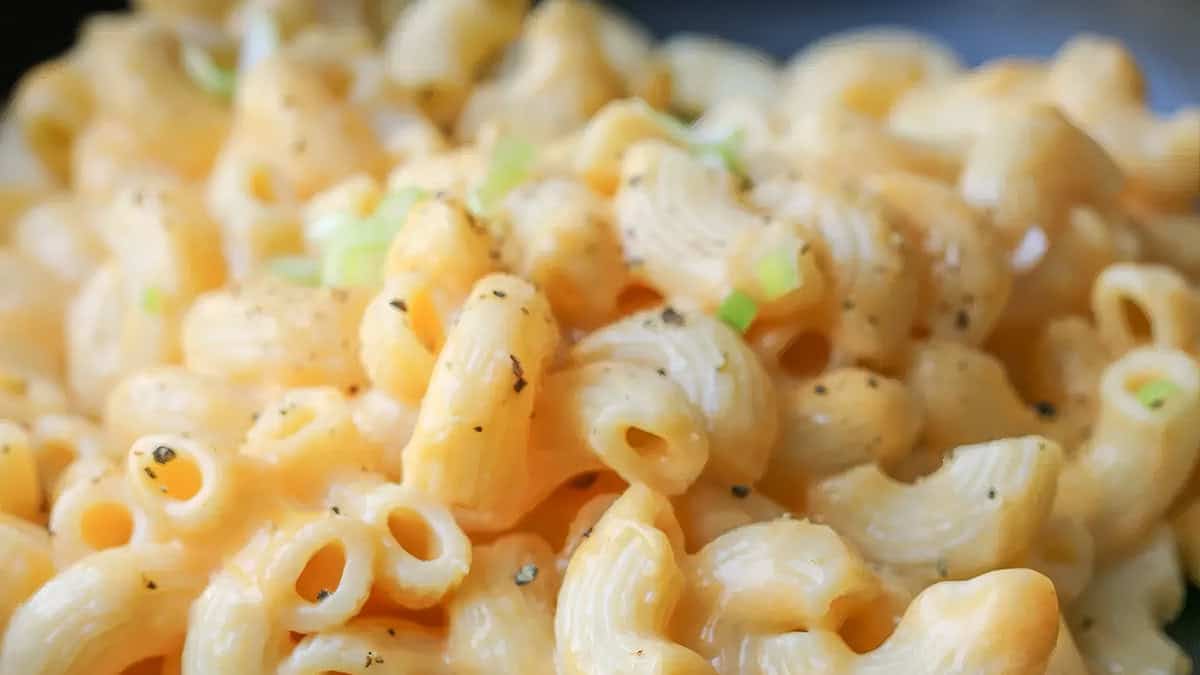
[520,306,530,315]
[1033,401,1057,419]
[1,444,8,454]
[800,243,811,254]
[867,377,879,389]
[152,445,177,464]
[493,289,507,298]
[145,578,157,590]
[936,559,949,578]
[814,384,828,395]
[581,527,593,538]
[955,310,970,331]
[387,627,396,636]
[143,466,158,479]
[660,307,685,326]
[510,354,524,378]
[389,299,408,312]
[1149,398,1166,409]
[316,589,331,601]
[842,299,856,311]
[513,377,528,393]
[473,425,483,432]
[628,175,643,187]
[1080,616,1094,631]
[987,487,997,500]
[331,506,341,515]
[730,484,751,498]
[347,385,360,396]
[514,563,538,586]
[365,651,384,667]
[634,649,645,656]
[570,472,598,489]
[656,368,667,376]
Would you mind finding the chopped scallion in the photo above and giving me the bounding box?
[268,256,320,286]
[182,45,235,98]
[718,290,757,333]
[317,187,428,288]
[1136,379,1181,410]
[468,137,536,216]
[141,286,164,314]
[755,249,800,300]
[691,129,747,177]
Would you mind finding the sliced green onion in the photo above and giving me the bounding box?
[305,212,359,249]
[321,236,390,288]
[182,45,235,99]
[141,286,164,314]
[468,137,537,216]
[1136,379,1181,409]
[367,187,429,235]
[239,6,280,75]
[691,129,747,178]
[718,290,758,333]
[268,256,320,286]
[755,249,801,301]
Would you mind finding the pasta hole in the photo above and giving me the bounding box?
[152,454,203,501]
[80,502,134,550]
[779,332,831,378]
[248,165,278,203]
[624,426,669,460]
[839,595,896,653]
[1119,297,1152,343]
[408,296,443,353]
[119,656,164,675]
[388,508,438,561]
[615,284,663,316]
[274,406,317,439]
[295,543,346,603]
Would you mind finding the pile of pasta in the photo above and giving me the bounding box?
[2,0,1200,673]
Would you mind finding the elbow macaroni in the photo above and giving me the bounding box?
[2,4,1199,673]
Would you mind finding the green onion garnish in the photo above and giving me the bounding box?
[182,45,236,99]
[1136,379,1181,410]
[318,187,428,288]
[718,290,758,333]
[141,286,164,314]
[468,137,537,216]
[755,249,800,301]
[691,129,747,178]
[268,256,320,286]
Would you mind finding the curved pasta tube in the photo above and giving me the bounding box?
[446,533,558,674]
[1046,35,1200,209]
[104,366,262,451]
[1020,317,1108,450]
[241,387,380,499]
[12,196,104,285]
[0,543,204,675]
[557,491,621,573]
[48,459,157,567]
[384,196,498,302]
[0,421,41,520]
[28,413,112,498]
[402,274,560,531]
[865,172,1011,344]
[766,368,921,485]
[457,0,623,142]
[959,104,1122,242]
[782,28,960,119]
[0,359,68,427]
[555,484,712,675]
[181,570,288,675]
[673,519,881,665]
[327,478,471,609]
[728,569,1060,675]
[500,178,628,328]
[572,307,777,484]
[1091,263,1197,356]
[904,341,1040,455]
[359,272,450,405]
[671,480,790,553]
[182,276,370,389]
[750,176,919,370]
[660,34,779,116]
[8,59,93,183]
[1061,347,1200,558]
[574,99,680,194]
[809,436,1063,578]
[259,513,376,633]
[350,389,419,479]
[533,361,707,496]
[384,0,528,126]
[1024,514,1095,605]
[125,434,238,535]
[0,514,54,636]
[277,618,447,675]
[614,140,765,307]
[1069,526,1190,675]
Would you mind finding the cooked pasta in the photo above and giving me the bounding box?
[1,2,1198,673]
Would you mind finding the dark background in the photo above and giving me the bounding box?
[2,0,1198,661]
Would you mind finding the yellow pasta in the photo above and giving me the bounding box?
[3,3,1200,671]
